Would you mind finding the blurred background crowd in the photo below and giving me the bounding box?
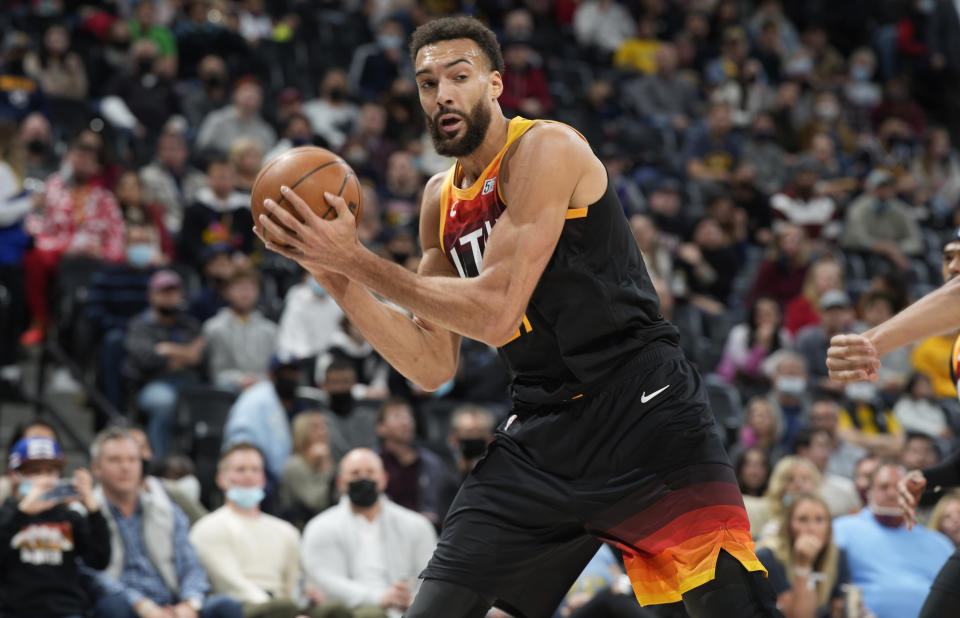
[1,0,960,617]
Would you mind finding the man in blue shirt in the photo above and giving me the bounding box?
[87,427,242,618]
[833,463,953,618]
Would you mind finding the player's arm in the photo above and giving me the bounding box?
[827,276,960,382]
[260,123,595,346]
[307,174,462,391]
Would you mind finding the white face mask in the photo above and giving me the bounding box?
[844,382,877,402]
[173,475,201,502]
[776,376,806,396]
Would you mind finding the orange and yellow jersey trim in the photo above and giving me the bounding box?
[951,333,960,400]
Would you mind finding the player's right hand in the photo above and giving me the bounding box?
[898,470,926,530]
[826,334,881,383]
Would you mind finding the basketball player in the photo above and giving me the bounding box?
[827,226,960,618]
[256,16,780,618]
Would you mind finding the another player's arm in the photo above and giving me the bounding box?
[827,276,960,382]
[299,124,591,345]
[310,174,461,391]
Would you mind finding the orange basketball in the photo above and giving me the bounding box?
[251,146,362,243]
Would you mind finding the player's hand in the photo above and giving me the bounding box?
[257,186,359,276]
[898,470,926,530]
[826,334,881,383]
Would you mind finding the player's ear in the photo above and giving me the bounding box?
[488,71,503,99]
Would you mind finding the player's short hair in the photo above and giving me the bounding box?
[410,16,504,74]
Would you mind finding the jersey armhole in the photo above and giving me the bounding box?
[437,167,455,252]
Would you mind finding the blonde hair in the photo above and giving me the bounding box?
[763,456,822,523]
[801,257,843,310]
[291,412,327,457]
[928,490,960,536]
[757,493,840,609]
[228,136,263,167]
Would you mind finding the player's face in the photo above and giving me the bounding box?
[942,241,960,282]
[416,38,501,157]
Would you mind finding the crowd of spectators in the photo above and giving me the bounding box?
[2,1,960,617]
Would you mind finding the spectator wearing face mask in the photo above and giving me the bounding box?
[190,444,349,618]
[792,429,862,517]
[833,464,953,618]
[202,267,277,391]
[795,290,858,396]
[84,222,164,414]
[314,317,389,401]
[124,269,207,459]
[276,271,344,361]
[222,354,300,483]
[113,169,173,261]
[348,20,414,101]
[302,69,358,152]
[0,437,110,618]
[301,448,436,618]
[316,359,379,456]
[263,113,316,163]
[764,350,812,450]
[841,168,924,272]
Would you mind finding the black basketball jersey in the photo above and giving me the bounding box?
[439,117,679,404]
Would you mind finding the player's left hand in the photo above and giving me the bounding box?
[256,186,359,276]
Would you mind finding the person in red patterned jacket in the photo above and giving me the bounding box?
[20,128,125,345]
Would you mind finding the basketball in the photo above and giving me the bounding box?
[251,146,362,243]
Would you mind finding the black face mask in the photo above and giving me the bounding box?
[459,438,487,459]
[328,87,346,102]
[155,305,179,317]
[204,75,225,90]
[26,139,48,156]
[328,392,353,416]
[274,375,299,400]
[389,250,411,264]
[137,58,155,75]
[347,479,379,508]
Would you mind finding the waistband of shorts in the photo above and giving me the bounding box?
[513,340,684,412]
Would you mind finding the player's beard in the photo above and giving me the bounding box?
[428,96,491,157]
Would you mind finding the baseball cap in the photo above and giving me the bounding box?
[277,87,304,105]
[269,352,301,372]
[865,168,895,190]
[8,437,64,471]
[820,289,852,311]
[149,269,182,291]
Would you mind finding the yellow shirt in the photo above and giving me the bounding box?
[838,403,902,435]
[613,38,662,74]
[911,334,960,399]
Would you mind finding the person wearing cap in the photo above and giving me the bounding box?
[0,437,111,617]
[202,266,277,391]
[795,289,859,395]
[830,227,960,618]
[222,353,300,482]
[841,167,924,271]
[124,269,206,459]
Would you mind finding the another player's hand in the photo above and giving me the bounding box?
[257,186,359,276]
[898,470,927,530]
[826,334,881,383]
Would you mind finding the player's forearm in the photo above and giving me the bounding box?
[865,277,960,357]
[348,248,519,346]
[329,278,458,391]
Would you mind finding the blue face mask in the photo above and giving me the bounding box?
[126,243,155,268]
[378,34,403,50]
[226,486,265,509]
[18,480,33,498]
[851,66,872,81]
[309,278,328,298]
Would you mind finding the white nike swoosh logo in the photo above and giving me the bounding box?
[640,385,670,404]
